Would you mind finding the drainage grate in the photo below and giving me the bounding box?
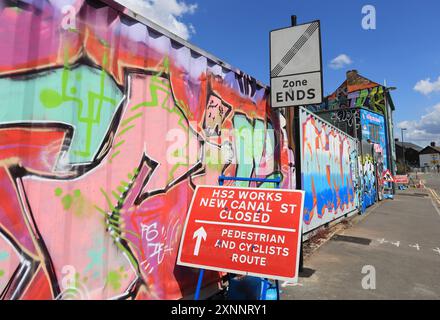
[331,235,371,245]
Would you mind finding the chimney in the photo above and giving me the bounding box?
[346,70,359,85]
[431,142,436,147]
[346,70,358,79]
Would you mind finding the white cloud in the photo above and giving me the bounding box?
[117,0,197,40]
[397,103,440,146]
[414,76,440,95]
[329,54,352,70]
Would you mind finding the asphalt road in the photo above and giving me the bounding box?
[419,172,440,195]
[281,187,440,299]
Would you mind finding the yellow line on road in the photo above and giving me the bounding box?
[426,187,440,205]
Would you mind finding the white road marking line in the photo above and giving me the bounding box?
[409,244,420,251]
[391,241,400,247]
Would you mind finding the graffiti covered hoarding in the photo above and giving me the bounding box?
[300,108,359,233]
[360,109,388,170]
[361,141,377,210]
[360,109,387,202]
[0,0,293,300]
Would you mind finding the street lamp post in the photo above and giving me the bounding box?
[401,128,407,174]
[383,86,397,193]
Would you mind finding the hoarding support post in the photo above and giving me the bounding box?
[218,175,282,300]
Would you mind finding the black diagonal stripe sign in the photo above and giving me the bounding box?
[270,21,323,108]
[271,22,319,78]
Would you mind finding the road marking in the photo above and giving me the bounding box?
[391,241,400,248]
[431,199,440,217]
[427,187,440,203]
[432,189,440,203]
[426,187,440,217]
[409,244,420,251]
[376,238,440,257]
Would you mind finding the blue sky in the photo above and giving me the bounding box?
[133,0,440,147]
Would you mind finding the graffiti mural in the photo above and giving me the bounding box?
[311,108,361,139]
[327,86,386,114]
[0,0,293,299]
[361,145,376,211]
[307,70,386,116]
[360,109,388,202]
[360,109,388,170]
[330,109,361,130]
[300,108,359,233]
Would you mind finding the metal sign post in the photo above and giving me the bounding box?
[271,15,324,271]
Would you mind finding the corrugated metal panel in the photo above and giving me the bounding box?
[0,0,293,299]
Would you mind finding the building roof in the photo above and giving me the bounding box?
[419,145,440,155]
[395,141,423,152]
[328,70,382,99]
[325,70,396,112]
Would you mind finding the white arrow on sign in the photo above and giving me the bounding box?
[193,226,207,256]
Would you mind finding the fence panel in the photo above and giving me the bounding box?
[0,0,293,300]
[300,108,360,233]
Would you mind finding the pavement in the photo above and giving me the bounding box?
[281,184,440,300]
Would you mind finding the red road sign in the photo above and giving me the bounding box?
[177,185,305,282]
[394,175,409,184]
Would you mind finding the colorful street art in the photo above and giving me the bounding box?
[311,108,361,140]
[326,86,386,114]
[315,109,385,213]
[300,108,359,233]
[360,109,388,170]
[361,141,377,211]
[0,0,293,299]
[360,109,387,202]
[307,70,386,116]
[306,71,392,216]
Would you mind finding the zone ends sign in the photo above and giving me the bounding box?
[177,185,305,282]
[270,20,323,108]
